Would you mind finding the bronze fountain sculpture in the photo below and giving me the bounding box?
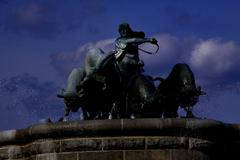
[57,23,204,121]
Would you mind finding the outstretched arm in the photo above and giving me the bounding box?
[114,38,158,60]
[120,37,157,45]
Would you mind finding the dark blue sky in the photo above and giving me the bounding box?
[0,0,240,130]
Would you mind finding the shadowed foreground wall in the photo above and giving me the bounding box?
[0,118,239,160]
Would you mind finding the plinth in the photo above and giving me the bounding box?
[0,118,239,160]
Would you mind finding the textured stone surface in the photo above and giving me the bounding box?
[146,137,188,149]
[61,138,102,152]
[23,140,60,157]
[0,147,9,159]
[0,118,239,160]
[0,145,23,159]
[1,118,235,146]
[125,150,169,160]
[170,149,211,160]
[25,156,36,160]
[102,137,145,150]
[37,152,77,160]
[78,151,123,160]
[124,149,211,160]
[0,136,216,159]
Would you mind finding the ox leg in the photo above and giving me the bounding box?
[58,107,70,122]
[184,106,195,118]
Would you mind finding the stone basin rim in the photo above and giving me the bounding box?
[0,118,238,146]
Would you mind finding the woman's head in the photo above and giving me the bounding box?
[118,23,132,37]
[118,23,145,38]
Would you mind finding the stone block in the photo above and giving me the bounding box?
[0,145,23,159]
[23,140,60,157]
[188,138,214,151]
[146,137,188,149]
[102,137,145,150]
[125,150,170,160]
[78,151,123,160]
[37,152,77,160]
[170,149,211,160]
[0,147,9,159]
[61,138,102,152]
[25,156,36,160]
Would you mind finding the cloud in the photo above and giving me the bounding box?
[141,35,240,86]
[0,74,63,130]
[189,39,240,78]
[140,34,185,75]
[3,3,59,38]
[2,1,106,39]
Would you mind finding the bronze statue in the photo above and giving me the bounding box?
[114,23,158,80]
[57,23,204,121]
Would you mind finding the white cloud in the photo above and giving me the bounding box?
[141,36,240,86]
[14,4,44,25]
[140,34,184,76]
[141,35,180,63]
[189,39,240,77]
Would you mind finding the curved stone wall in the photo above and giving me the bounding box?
[0,118,239,160]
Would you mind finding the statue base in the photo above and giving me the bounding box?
[0,118,239,160]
